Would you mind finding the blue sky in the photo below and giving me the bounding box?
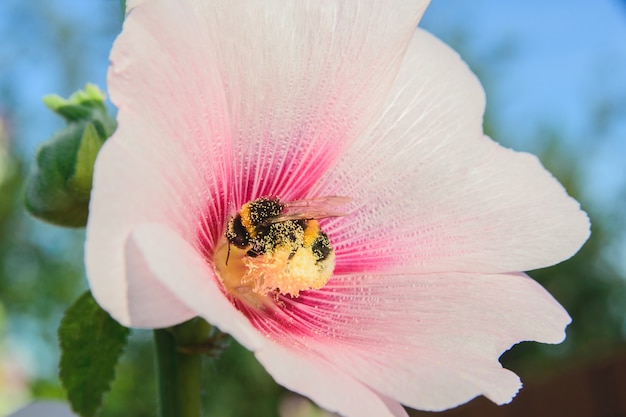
[425,0,626,139]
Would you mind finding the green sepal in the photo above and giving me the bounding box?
[59,291,130,417]
[68,123,103,196]
[43,84,115,130]
[25,84,116,227]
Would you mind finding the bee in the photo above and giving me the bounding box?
[215,196,350,302]
[226,196,349,260]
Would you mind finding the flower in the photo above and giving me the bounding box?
[85,0,590,415]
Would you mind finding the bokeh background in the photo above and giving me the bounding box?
[1,0,625,416]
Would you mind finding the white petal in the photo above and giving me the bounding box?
[256,344,409,417]
[86,140,201,325]
[124,235,196,327]
[314,29,590,275]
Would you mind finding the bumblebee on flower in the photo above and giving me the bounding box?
[86,0,589,415]
[215,196,345,306]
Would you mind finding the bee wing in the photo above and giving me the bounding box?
[284,196,352,209]
[269,210,347,223]
[267,196,351,223]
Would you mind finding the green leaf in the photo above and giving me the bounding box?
[59,291,130,417]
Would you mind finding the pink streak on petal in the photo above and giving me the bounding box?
[311,29,590,275]
[181,0,429,205]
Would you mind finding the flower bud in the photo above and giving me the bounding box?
[25,84,116,227]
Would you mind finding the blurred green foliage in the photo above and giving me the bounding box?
[0,122,85,399]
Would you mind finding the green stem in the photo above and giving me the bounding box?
[154,328,202,417]
[153,318,228,417]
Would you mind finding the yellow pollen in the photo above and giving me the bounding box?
[213,237,335,307]
[242,244,332,297]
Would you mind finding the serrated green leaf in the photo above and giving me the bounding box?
[59,291,130,417]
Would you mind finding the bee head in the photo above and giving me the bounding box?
[226,215,250,248]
